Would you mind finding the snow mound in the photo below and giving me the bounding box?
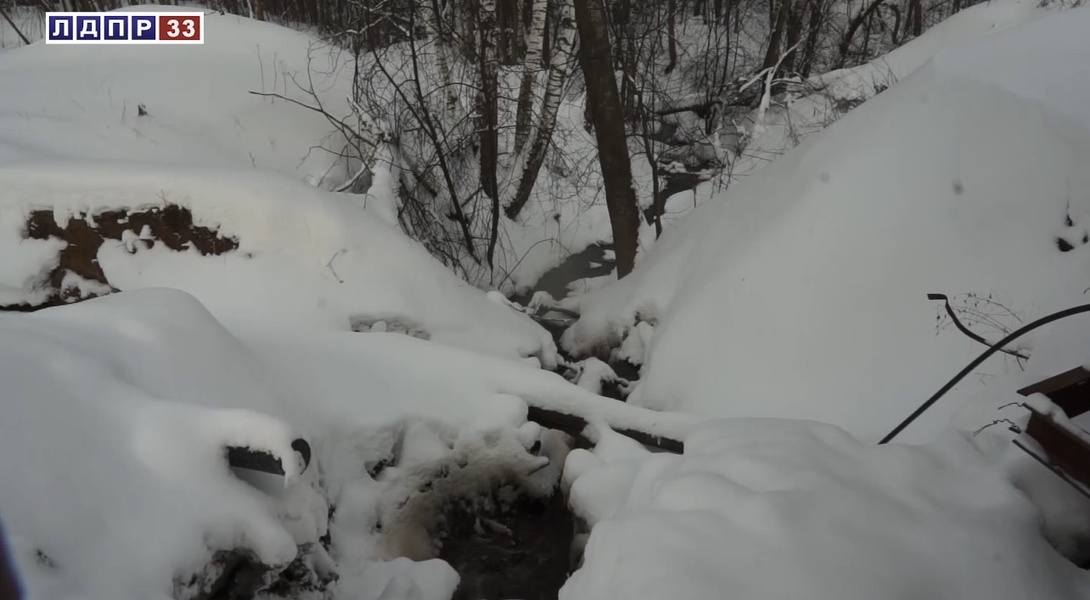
[0,8,556,362]
[0,163,555,362]
[815,0,1046,101]
[0,291,314,600]
[564,5,1090,441]
[0,288,690,600]
[562,419,1090,600]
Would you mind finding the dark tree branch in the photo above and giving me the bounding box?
[928,293,1029,361]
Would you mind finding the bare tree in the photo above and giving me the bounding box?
[506,0,577,219]
[514,0,550,156]
[477,0,501,266]
[574,0,641,277]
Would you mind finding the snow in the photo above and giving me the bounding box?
[0,8,555,359]
[5,3,1090,600]
[0,9,352,179]
[0,288,696,600]
[564,4,1090,443]
[814,0,1046,102]
[562,419,1090,600]
[0,150,555,365]
[0,293,306,600]
[649,0,1062,235]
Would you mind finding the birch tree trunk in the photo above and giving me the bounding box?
[423,0,458,116]
[505,0,577,219]
[515,0,550,156]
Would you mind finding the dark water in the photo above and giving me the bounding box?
[439,489,575,600]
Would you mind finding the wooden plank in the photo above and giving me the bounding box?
[1018,366,1090,397]
[1024,406,1090,488]
[1018,366,1090,419]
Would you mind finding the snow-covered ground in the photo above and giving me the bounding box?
[561,417,1090,600]
[0,9,559,362]
[565,0,1090,443]
[655,0,1057,232]
[3,2,1090,600]
[0,288,692,600]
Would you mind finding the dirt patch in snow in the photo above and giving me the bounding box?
[7,205,239,309]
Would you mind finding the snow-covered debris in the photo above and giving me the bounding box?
[0,163,556,364]
[0,292,313,600]
[563,4,1090,442]
[0,288,697,600]
[562,418,1090,600]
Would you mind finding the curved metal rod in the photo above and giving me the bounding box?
[879,301,1090,445]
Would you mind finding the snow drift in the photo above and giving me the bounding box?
[561,419,1090,600]
[0,9,555,363]
[0,288,693,600]
[564,3,1090,442]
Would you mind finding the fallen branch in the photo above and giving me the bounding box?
[928,293,1029,361]
[526,406,684,453]
[880,301,1090,444]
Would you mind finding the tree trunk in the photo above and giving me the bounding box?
[424,0,458,116]
[515,0,550,156]
[666,0,678,73]
[506,0,577,219]
[838,0,886,66]
[781,0,804,74]
[478,0,501,267]
[761,0,791,72]
[798,0,826,77]
[909,0,922,36]
[574,0,640,278]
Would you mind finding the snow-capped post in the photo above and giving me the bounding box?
[1013,372,1090,498]
[572,0,641,278]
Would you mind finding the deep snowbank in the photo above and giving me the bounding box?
[657,0,1053,232]
[0,288,693,600]
[564,4,1090,442]
[561,419,1090,600]
[0,291,319,600]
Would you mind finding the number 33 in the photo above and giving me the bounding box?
[167,18,195,38]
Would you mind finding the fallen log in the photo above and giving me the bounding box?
[526,406,684,454]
